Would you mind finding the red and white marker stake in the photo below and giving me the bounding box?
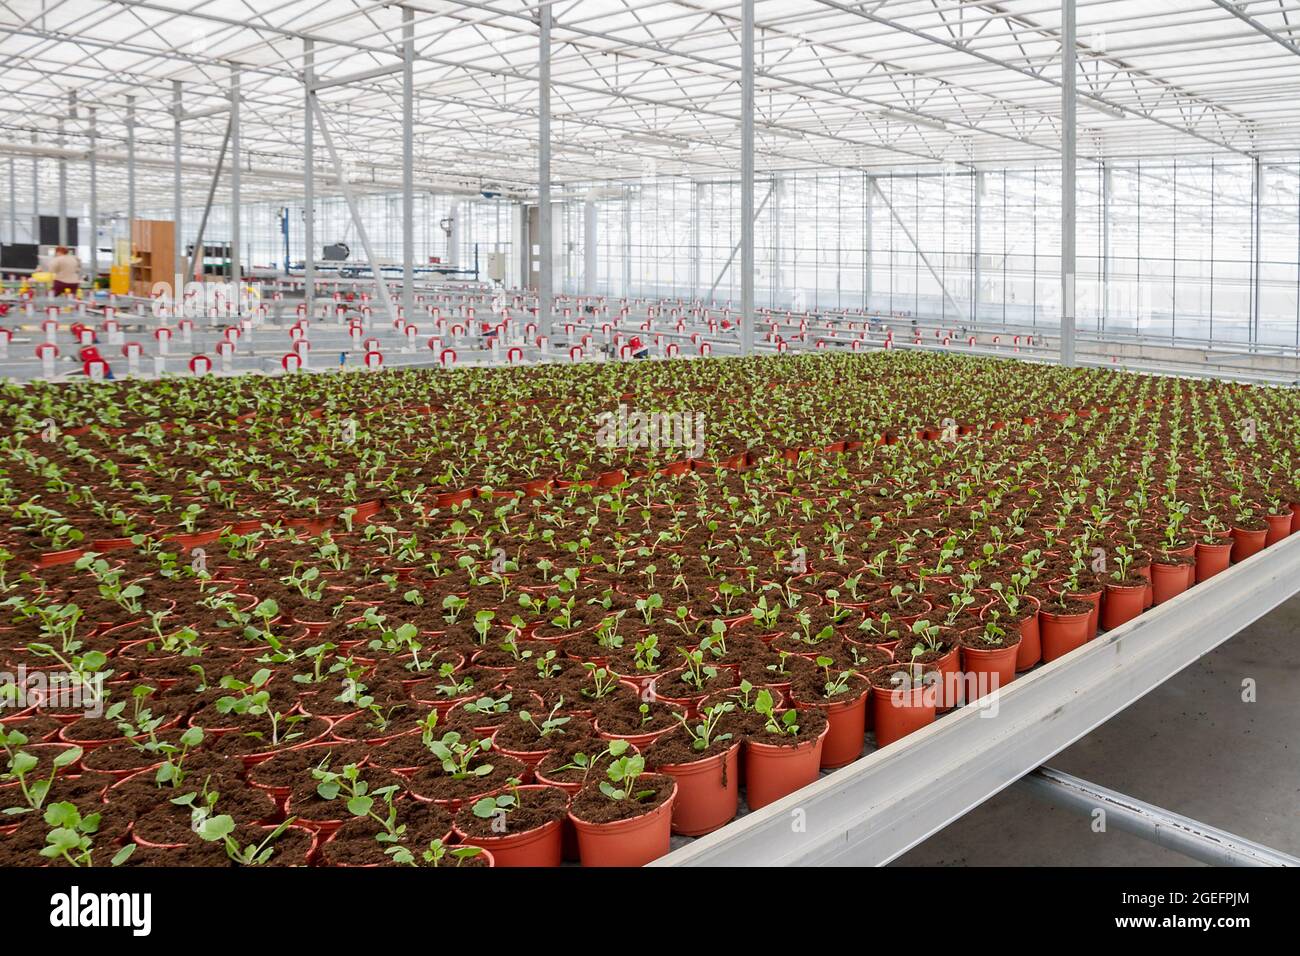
[363,350,383,370]
[155,327,173,355]
[440,348,457,367]
[84,359,108,381]
[282,352,303,373]
[215,340,234,371]
[35,342,59,378]
[122,341,142,375]
[189,354,212,376]
[506,346,523,364]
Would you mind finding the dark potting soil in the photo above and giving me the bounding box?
[567,772,675,825]
[650,666,737,701]
[287,766,410,813]
[534,735,618,786]
[747,705,829,747]
[453,784,570,839]
[403,754,529,804]
[644,726,739,768]
[330,706,430,742]
[408,666,505,704]
[245,742,369,790]
[789,670,870,707]
[592,695,683,735]
[491,711,593,751]
[318,804,453,866]
[1041,596,1096,617]
[209,716,331,756]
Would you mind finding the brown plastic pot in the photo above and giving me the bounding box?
[453,785,567,867]
[1264,513,1293,546]
[1230,526,1267,563]
[1101,582,1146,631]
[1151,561,1194,605]
[960,641,1019,701]
[654,740,740,836]
[1194,540,1233,583]
[868,670,937,748]
[568,780,677,867]
[1039,607,1091,663]
[792,688,868,770]
[744,721,829,810]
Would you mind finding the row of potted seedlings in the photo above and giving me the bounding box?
[2,352,1298,866]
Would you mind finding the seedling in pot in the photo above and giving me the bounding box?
[517,698,572,742]
[675,643,719,692]
[673,702,735,753]
[1,731,82,814]
[815,656,853,699]
[39,801,134,867]
[388,838,485,867]
[313,763,406,844]
[427,731,495,780]
[754,688,799,737]
[599,752,656,804]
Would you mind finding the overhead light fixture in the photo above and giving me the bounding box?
[621,132,684,148]
[1082,98,1126,120]
[878,110,949,132]
[734,122,806,141]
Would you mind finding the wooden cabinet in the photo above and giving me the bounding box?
[129,220,177,298]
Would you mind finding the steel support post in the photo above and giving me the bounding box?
[583,198,597,296]
[1061,0,1077,366]
[972,171,982,323]
[126,96,136,236]
[1252,155,1262,346]
[740,0,755,355]
[230,66,242,314]
[303,39,315,315]
[537,3,553,338]
[88,107,97,286]
[57,116,67,247]
[173,81,183,276]
[31,134,38,245]
[7,159,14,243]
[401,6,415,324]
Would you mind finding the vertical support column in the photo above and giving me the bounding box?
[173,81,183,275]
[8,159,14,244]
[88,107,97,287]
[865,173,873,309]
[449,199,462,269]
[621,185,631,297]
[31,134,39,245]
[126,96,136,236]
[1251,155,1262,346]
[402,6,415,322]
[1060,0,1077,366]
[972,170,983,323]
[690,181,702,300]
[537,3,553,337]
[740,0,755,355]
[1101,161,1111,334]
[230,66,242,312]
[583,198,598,296]
[772,172,783,308]
[57,113,68,247]
[303,39,315,314]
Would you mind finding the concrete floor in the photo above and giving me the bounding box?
[894,592,1300,866]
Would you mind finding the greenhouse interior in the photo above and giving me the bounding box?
[0,0,1297,896]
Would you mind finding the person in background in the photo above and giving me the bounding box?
[628,334,650,359]
[49,246,82,297]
